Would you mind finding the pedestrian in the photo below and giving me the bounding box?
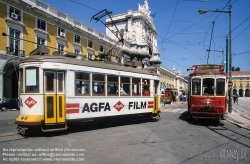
[173,94,176,104]
[163,96,167,106]
[233,94,236,104]
[181,95,184,104]
[236,94,239,104]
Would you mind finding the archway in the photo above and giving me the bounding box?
[3,62,19,99]
[233,89,237,95]
[239,89,243,97]
[245,89,250,97]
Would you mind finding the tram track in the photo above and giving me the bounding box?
[0,132,26,143]
[207,123,250,148]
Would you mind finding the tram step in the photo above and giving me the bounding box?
[41,124,68,132]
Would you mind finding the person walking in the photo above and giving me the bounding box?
[233,94,236,104]
[163,96,167,106]
[181,94,184,104]
[236,94,239,104]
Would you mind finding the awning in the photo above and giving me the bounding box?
[29,45,50,56]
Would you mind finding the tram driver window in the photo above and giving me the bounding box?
[26,68,39,93]
[203,78,214,95]
[216,78,225,96]
[192,78,201,95]
[75,72,90,96]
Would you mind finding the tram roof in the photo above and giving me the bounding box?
[189,64,227,76]
[20,55,157,75]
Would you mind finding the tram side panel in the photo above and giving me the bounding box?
[16,95,44,125]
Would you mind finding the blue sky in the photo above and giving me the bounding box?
[42,0,250,76]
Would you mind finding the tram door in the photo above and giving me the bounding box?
[44,71,65,124]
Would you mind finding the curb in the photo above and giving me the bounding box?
[224,117,250,131]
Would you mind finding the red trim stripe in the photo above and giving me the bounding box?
[148,105,153,108]
[66,109,79,114]
[66,103,79,108]
[66,103,79,114]
[148,101,153,105]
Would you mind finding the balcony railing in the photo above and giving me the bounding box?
[6,47,25,57]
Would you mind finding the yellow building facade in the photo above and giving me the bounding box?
[0,0,120,100]
[159,66,188,96]
[232,71,250,97]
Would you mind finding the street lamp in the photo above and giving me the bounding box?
[198,5,232,113]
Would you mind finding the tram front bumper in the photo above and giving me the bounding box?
[190,105,225,119]
[15,114,43,125]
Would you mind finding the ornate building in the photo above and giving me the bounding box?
[232,71,250,97]
[105,0,161,68]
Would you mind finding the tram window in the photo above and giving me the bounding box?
[92,74,105,95]
[132,78,141,96]
[203,78,214,95]
[45,72,55,92]
[58,72,64,93]
[216,78,225,96]
[120,76,130,96]
[25,68,39,93]
[75,72,90,96]
[142,79,150,96]
[192,78,201,95]
[19,68,23,93]
[107,75,118,95]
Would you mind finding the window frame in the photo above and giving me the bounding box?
[120,76,130,96]
[25,67,39,93]
[75,34,81,43]
[58,28,65,37]
[88,40,93,48]
[75,72,90,96]
[132,78,141,96]
[9,6,21,21]
[92,74,105,96]
[37,18,46,31]
[107,75,119,96]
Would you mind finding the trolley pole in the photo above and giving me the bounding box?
[226,37,228,73]
[198,4,233,113]
[228,5,232,113]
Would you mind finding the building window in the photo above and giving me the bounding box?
[88,53,92,60]
[58,28,65,37]
[58,44,64,55]
[88,40,93,48]
[37,19,46,31]
[99,45,103,52]
[9,28,20,56]
[74,49,80,54]
[75,34,80,43]
[37,37,45,47]
[9,6,21,21]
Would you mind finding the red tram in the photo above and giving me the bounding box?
[187,64,228,120]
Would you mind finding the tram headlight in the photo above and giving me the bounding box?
[205,98,210,105]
